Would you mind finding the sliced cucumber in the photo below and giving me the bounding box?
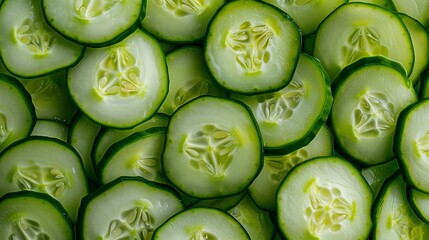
[349,0,395,9]
[162,96,262,198]
[152,207,250,239]
[391,0,429,27]
[67,28,168,129]
[262,0,346,35]
[42,0,145,47]
[313,2,414,80]
[0,191,74,240]
[0,136,88,222]
[394,98,429,193]
[98,127,168,185]
[205,0,301,94]
[0,73,36,153]
[230,53,332,154]
[92,113,169,167]
[31,119,68,142]
[249,124,333,211]
[159,46,227,115]
[277,156,373,240]
[228,193,276,240]
[191,191,246,211]
[330,57,417,166]
[141,0,225,42]
[361,159,399,199]
[373,172,429,239]
[77,176,184,240]
[0,0,84,78]
[68,111,102,184]
[408,186,429,224]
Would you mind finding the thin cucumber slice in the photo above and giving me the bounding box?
[373,172,429,239]
[230,53,332,154]
[348,0,395,9]
[330,57,418,166]
[0,73,36,153]
[0,191,74,240]
[92,113,169,167]
[228,193,276,240]
[159,46,227,115]
[0,136,89,222]
[191,191,246,211]
[400,13,429,85]
[0,0,85,78]
[67,28,168,129]
[31,119,68,142]
[152,207,250,239]
[261,0,346,35]
[68,111,102,183]
[248,124,333,212]
[42,0,145,47]
[77,176,184,240]
[361,159,399,199]
[391,0,429,27]
[394,98,429,193]
[205,0,301,94]
[408,186,429,224]
[141,0,225,42]
[18,71,78,124]
[98,127,168,185]
[313,2,414,80]
[162,96,263,199]
[277,156,373,240]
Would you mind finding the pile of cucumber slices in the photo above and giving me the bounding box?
[1,0,429,239]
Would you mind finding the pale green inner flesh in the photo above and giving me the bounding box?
[277,157,372,240]
[0,195,73,240]
[249,124,333,211]
[313,3,414,80]
[141,0,225,41]
[399,100,429,192]
[83,180,184,239]
[375,175,429,240]
[331,64,417,165]
[411,189,429,222]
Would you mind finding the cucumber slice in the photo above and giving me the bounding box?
[159,46,227,115]
[42,0,145,47]
[152,207,250,239]
[205,0,301,94]
[0,136,89,222]
[228,193,276,240]
[68,111,102,183]
[77,176,184,239]
[330,57,418,166]
[0,73,36,153]
[313,2,414,80]
[0,191,74,240]
[277,156,373,240]
[400,13,429,85]
[230,53,332,154]
[162,96,263,199]
[394,98,429,193]
[92,113,169,167]
[191,191,246,211]
[373,172,429,239]
[249,124,333,212]
[141,0,225,42]
[261,0,346,35]
[391,0,429,27]
[67,28,168,129]
[361,159,399,199]
[408,186,429,224]
[31,119,68,142]
[98,127,168,185]
[0,0,85,78]
[348,0,395,9]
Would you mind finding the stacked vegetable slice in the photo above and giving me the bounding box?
[1,0,429,239]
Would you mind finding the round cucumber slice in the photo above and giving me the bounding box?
[0,191,74,240]
[162,96,263,199]
[277,156,373,240]
[205,0,301,94]
[153,207,250,239]
[67,28,168,129]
